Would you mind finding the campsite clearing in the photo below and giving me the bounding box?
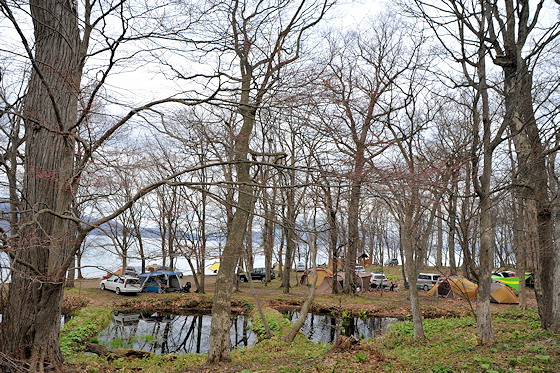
[63,272,559,373]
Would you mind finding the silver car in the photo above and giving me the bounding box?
[100,275,142,295]
[416,273,441,291]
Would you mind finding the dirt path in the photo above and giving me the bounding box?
[66,274,535,318]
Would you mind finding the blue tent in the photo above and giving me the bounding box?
[139,270,181,292]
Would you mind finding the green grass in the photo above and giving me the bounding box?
[60,307,112,355]
[380,309,560,372]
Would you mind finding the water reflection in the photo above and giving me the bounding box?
[97,311,256,354]
[284,312,396,343]
[98,311,396,354]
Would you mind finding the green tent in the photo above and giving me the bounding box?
[491,274,531,291]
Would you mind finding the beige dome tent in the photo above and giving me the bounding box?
[490,282,519,304]
[300,267,333,286]
[427,276,478,300]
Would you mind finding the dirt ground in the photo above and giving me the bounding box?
[67,274,537,318]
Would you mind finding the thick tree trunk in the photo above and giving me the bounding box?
[503,60,555,328]
[208,57,255,361]
[207,159,252,363]
[0,1,82,370]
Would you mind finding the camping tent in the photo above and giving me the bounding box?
[490,282,519,304]
[491,274,532,291]
[139,270,182,292]
[334,271,372,292]
[427,276,478,300]
[300,267,333,286]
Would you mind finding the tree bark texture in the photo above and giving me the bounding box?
[0,0,82,370]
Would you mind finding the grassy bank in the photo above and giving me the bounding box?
[61,304,559,372]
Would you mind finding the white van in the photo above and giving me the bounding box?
[416,273,441,291]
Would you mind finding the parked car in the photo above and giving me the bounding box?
[112,311,140,325]
[355,265,366,273]
[296,262,306,272]
[370,273,389,289]
[492,270,516,278]
[100,275,142,295]
[238,268,275,282]
[416,273,441,291]
[123,266,139,276]
[386,258,399,266]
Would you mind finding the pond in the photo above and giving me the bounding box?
[284,312,397,343]
[97,311,256,354]
[97,311,397,354]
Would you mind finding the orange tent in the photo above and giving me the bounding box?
[490,282,519,304]
[427,276,478,300]
[300,267,333,286]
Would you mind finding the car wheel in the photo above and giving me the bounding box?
[423,285,429,291]
[261,277,266,283]
[101,283,105,290]
[115,287,121,295]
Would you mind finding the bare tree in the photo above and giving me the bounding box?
[484,0,560,330]
[313,15,419,293]
[182,1,331,363]
[0,1,210,369]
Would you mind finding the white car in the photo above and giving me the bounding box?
[100,275,142,295]
[370,273,389,289]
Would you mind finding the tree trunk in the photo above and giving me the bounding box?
[344,176,361,294]
[208,48,256,361]
[282,154,297,293]
[503,60,555,329]
[436,206,443,267]
[476,191,496,345]
[447,173,459,273]
[0,0,82,370]
[207,152,253,363]
[401,206,425,340]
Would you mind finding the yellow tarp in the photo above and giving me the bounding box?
[209,262,220,272]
